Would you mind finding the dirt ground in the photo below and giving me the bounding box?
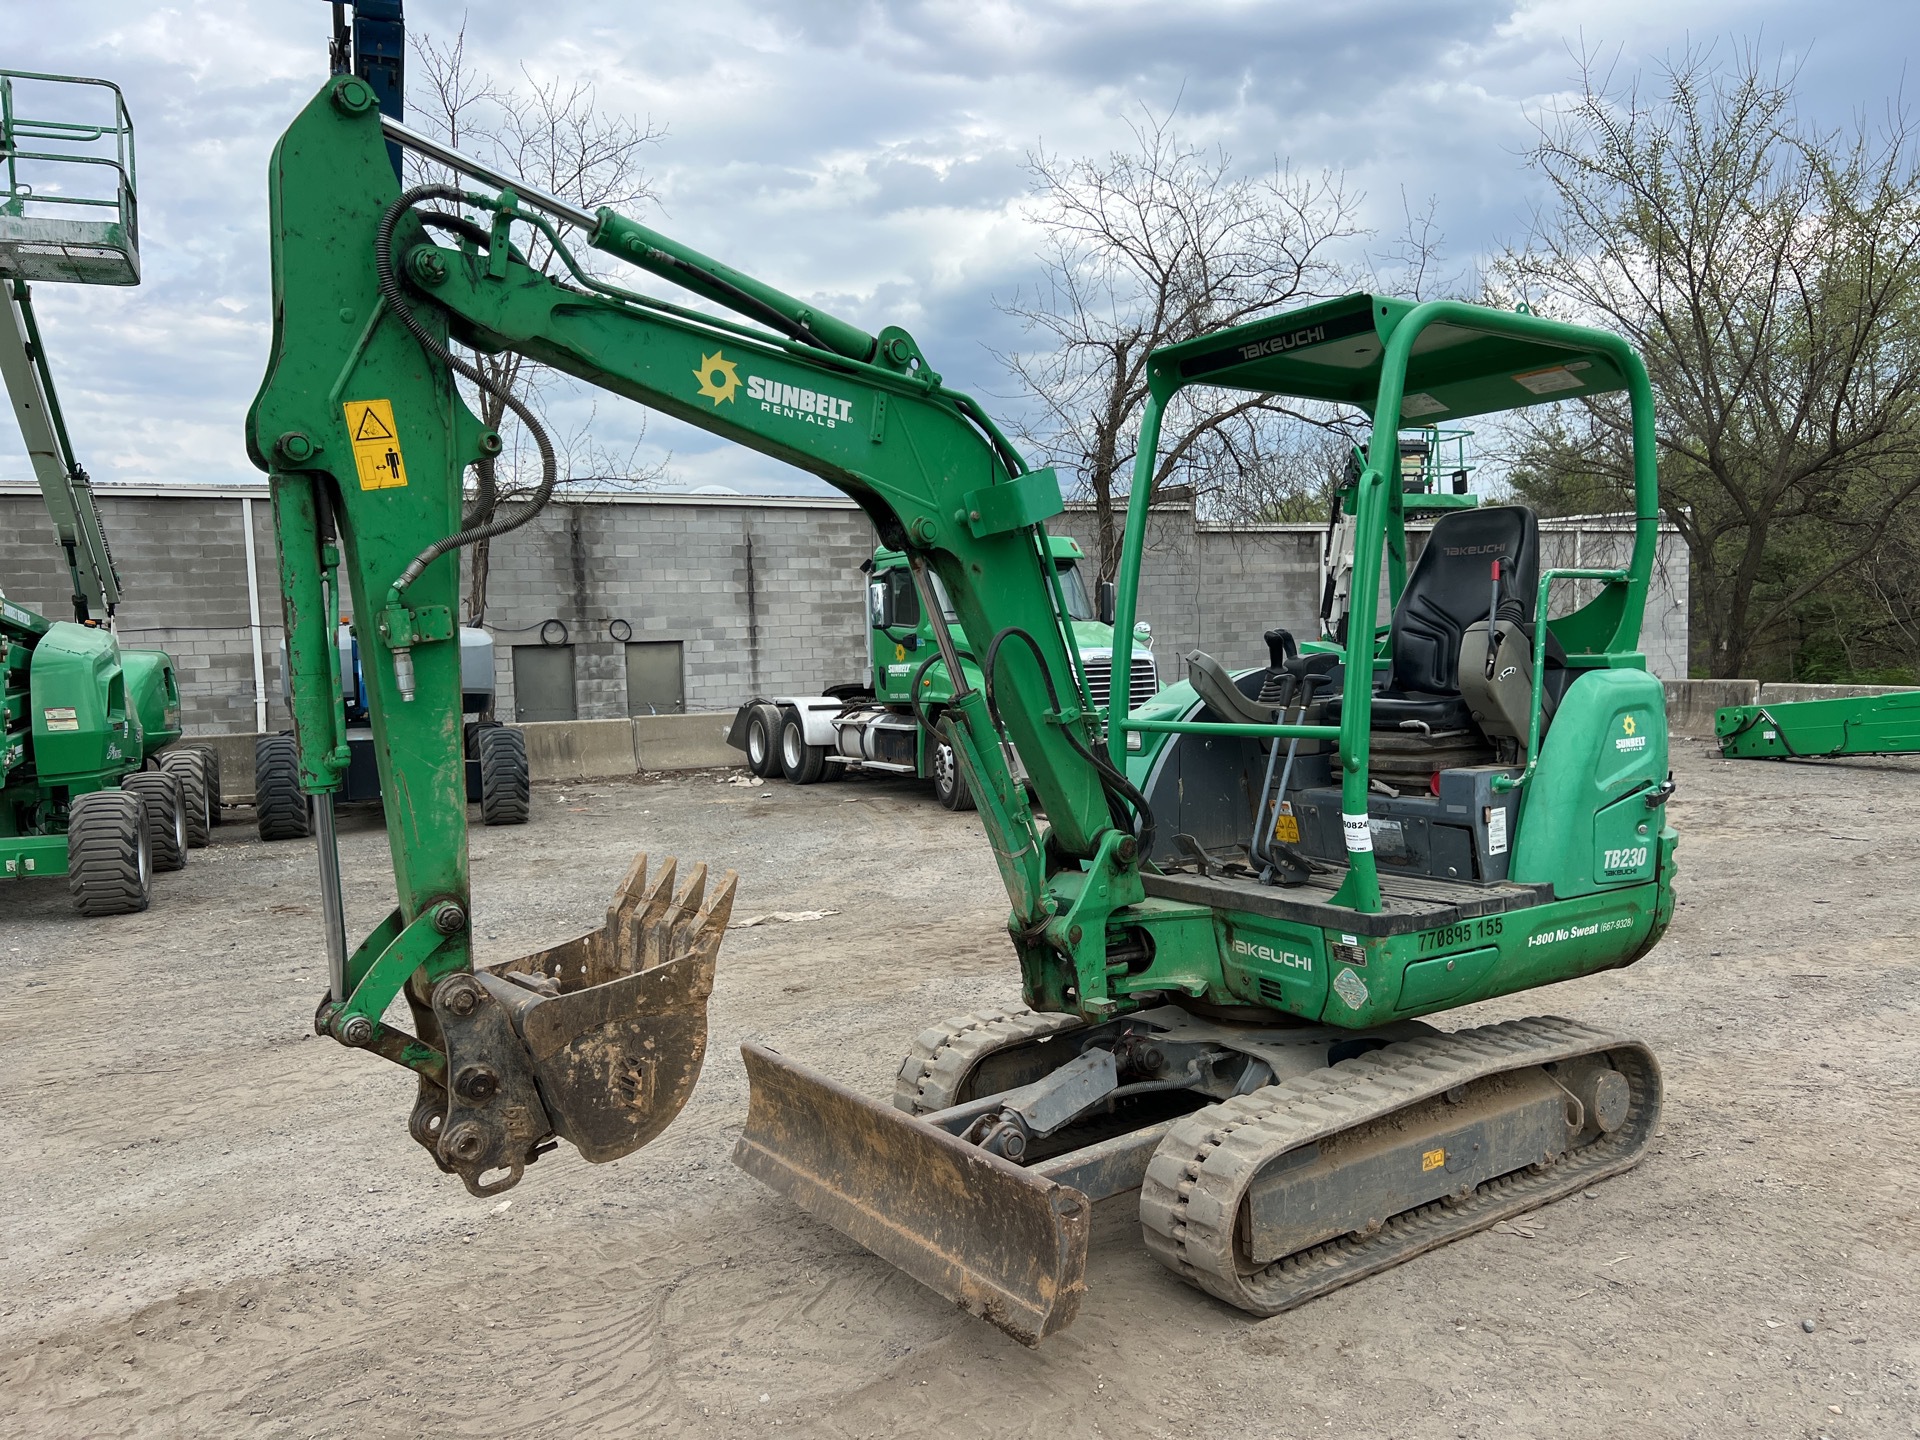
[3,741,1917,1439]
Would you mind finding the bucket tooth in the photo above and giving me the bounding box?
[479,853,738,1163]
[734,1041,1090,1346]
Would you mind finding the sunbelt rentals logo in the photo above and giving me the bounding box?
[693,349,854,429]
[1614,713,1648,753]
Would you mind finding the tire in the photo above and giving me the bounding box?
[254,733,312,842]
[185,742,224,824]
[779,712,827,785]
[478,724,531,826]
[931,725,976,812]
[66,789,152,917]
[122,769,189,873]
[744,702,783,778]
[157,749,212,848]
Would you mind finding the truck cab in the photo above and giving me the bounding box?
[730,535,1158,808]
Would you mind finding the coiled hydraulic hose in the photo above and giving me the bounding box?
[372,184,560,596]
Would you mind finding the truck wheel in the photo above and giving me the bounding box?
[122,770,189,873]
[745,702,783,778]
[66,789,152,917]
[931,728,976,812]
[255,734,312,841]
[157,748,212,848]
[185,742,224,824]
[479,724,532,826]
[779,713,827,785]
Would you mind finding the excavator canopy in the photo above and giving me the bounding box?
[1152,292,1632,422]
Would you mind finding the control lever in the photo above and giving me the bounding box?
[1484,558,1507,679]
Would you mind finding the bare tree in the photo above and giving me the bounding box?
[1491,44,1920,677]
[1369,188,1461,303]
[996,109,1361,576]
[407,26,671,623]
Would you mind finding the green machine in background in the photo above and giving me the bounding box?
[250,75,1678,1345]
[0,70,218,916]
[1715,689,1920,759]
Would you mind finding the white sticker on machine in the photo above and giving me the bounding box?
[1342,812,1373,852]
[1512,362,1589,395]
[43,706,79,733]
[1333,967,1370,1010]
[1486,805,1509,855]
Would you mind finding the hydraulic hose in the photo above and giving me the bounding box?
[907,652,942,736]
[981,625,1157,860]
[373,184,560,596]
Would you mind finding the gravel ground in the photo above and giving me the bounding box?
[2,742,1916,1439]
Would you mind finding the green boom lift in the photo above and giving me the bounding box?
[250,76,1678,1341]
[1,70,214,915]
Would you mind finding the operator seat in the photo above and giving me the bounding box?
[1328,504,1548,732]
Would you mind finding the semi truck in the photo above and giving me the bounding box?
[725,536,1157,807]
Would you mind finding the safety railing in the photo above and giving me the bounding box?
[0,70,139,283]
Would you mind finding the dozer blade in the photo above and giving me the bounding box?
[479,853,737,1163]
[734,1041,1090,1346]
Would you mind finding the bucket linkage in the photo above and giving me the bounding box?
[405,853,736,1194]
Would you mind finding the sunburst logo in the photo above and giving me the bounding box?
[693,350,740,406]
[1622,715,1637,736]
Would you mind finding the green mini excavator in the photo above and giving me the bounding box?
[251,76,1677,1340]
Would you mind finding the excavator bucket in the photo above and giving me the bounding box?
[734,1042,1091,1346]
[479,854,736,1163]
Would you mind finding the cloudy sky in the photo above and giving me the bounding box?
[0,0,1907,497]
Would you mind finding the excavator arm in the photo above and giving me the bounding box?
[248,77,1147,1194]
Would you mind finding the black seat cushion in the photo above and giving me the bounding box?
[1389,505,1539,697]
[1325,691,1474,732]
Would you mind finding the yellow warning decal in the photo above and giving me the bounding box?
[1272,801,1300,845]
[1421,1147,1446,1172]
[343,398,408,490]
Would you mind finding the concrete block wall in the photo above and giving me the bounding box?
[1,488,288,736]
[2,484,1689,739]
[480,495,877,722]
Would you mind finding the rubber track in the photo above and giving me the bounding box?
[1138,1015,1660,1316]
[892,1007,1085,1114]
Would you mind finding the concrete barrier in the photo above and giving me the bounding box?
[1757,683,1919,705]
[1663,679,1920,737]
[633,713,740,771]
[520,718,640,782]
[170,732,263,805]
[186,713,744,807]
[1663,679,1759,738]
